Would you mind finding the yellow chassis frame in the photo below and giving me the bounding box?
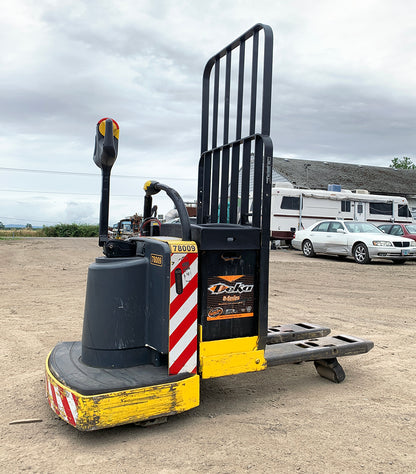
[46,334,265,430]
[45,355,200,431]
[199,334,266,379]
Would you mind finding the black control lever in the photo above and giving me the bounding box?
[93,118,119,246]
[143,180,192,241]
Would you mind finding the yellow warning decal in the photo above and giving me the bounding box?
[168,241,198,254]
[150,254,163,266]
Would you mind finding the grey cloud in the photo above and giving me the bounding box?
[273,78,416,164]
[2,1,415,225]
[64,201,96,223]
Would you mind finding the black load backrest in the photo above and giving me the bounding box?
[196,24,275,345]
[198,23,274,236]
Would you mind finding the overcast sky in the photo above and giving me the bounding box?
[1,0,415,226]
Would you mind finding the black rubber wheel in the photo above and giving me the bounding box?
[302,239,315,257]
[353,243,371,264]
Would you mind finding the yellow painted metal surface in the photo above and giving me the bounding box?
[199,336,267,379]
[145,236,198,254]
[46,360,200,431]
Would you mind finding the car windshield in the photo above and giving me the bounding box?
[344,222,382,233]
[405,224,416,233]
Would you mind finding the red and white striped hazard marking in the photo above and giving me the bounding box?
[46,375,78,427]
[169,252,198,375]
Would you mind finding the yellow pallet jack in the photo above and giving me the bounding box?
[46,24,373,431]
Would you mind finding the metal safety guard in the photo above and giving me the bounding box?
[197,24,274,349]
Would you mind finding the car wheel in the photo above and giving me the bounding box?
[392,259,406,264]
[353,243,371,264]
[302,239,315,257]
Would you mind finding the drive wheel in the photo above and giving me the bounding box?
[353,243,370,264]
[302,240,315,257]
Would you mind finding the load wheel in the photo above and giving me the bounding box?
[314,358,345,383]
[353,242,371,264]
[302,239,315,257]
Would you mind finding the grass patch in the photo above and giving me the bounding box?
[0,229,44,238]
[0,224,99,238]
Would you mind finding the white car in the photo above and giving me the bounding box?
[292,220,416,264]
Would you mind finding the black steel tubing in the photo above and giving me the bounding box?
[212,58,220,149]
[153,182,192,242]
[249,30,259,136]
[229,143,240,224]
[223,50,231,145]
[219,146,230,222]
[210,149,220,223]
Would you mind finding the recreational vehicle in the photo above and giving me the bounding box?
[270,187,413,245]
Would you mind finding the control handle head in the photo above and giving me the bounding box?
[144,180,161,196]
[93,118,119,170]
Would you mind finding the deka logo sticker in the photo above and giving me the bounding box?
[206,275,254,321]
[208,281,254,295]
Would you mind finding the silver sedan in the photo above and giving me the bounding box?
[292,220,416,264]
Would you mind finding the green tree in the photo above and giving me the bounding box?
[0,222,4,230]
[26,223,33,229]
[389,157,416,169]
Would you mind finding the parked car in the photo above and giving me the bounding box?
[292,220,416,264]
[378,223,416,242]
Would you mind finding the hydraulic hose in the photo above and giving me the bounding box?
[144,181,192,241]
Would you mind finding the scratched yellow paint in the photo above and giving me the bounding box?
[199,335,266,379]
[46,361,200,431]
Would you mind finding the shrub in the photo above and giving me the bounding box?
[42,224,99,237]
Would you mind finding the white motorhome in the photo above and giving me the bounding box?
[270,186,414,244]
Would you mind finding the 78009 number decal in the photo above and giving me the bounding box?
[169,241,197,253]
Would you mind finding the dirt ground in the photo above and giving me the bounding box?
[0,237,415,473]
